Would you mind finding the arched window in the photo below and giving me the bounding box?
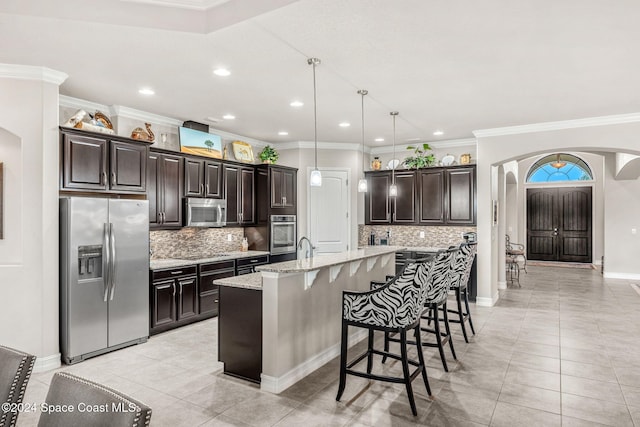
[526,153,593,183]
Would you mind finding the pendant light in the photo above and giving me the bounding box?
[550,153,567,169]
[357,89,368,193]
[389,111,399,197]
[308,57,322,187]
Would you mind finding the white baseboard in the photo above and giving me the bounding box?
[33,353,61,373]
[261,329,368,394]
[497,281,507,290]
[476,291,499,307]
[603,272,640,280]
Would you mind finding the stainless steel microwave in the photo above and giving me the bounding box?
[184,198,226,227]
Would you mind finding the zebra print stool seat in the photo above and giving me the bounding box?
[419,247,459,372]
[444,242,478,343]
[337,256,438,416]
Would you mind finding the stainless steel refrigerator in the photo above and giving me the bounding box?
[60,197,149,364]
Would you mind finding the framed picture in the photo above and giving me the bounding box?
[492,199,498,226]
[178,126,222,159]
[232,141,254,163]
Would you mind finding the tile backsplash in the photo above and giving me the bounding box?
[359,225,476,248]
[150,228,245,259]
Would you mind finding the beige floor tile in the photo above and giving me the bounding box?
[561,375,625,404]
[503,365,560,391]
[219,393,300,427]
[561,393,634,427]
[561,360,618,383]
[497,382,561,414]
[490,401,560,427]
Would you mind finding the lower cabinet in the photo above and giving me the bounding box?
[198,260,235,318]
[236,255,269,275]
[150,266,198,335]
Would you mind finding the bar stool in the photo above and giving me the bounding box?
[419,247,458,371]
[444,242,477,343]
[337,256,440,416]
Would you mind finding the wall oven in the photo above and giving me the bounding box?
[270,215,296,255]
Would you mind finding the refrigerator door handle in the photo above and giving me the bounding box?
[109,223,117,301]
[103,223,110,302]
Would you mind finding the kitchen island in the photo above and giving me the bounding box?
[214,246,403,393]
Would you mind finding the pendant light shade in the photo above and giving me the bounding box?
[308,57,322,187]
[389,111,399,197]
[357,89,368,193]
[550,153,567,169]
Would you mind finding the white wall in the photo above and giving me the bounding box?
[603,153,640,278]
[475,118,640,305]
[0,67,66,370]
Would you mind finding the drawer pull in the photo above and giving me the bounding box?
[214,300,219,303]
[170,270,183,275]
[250,259,259,263]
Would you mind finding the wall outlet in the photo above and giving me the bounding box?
[419,231,425,239]
[632,228,637,235]
[227,233,233,241]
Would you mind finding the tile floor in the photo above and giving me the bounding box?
[17,265,640,426]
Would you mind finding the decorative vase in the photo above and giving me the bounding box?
[371,157,382,171]
[262,159,273,164]
[460,153,471,164]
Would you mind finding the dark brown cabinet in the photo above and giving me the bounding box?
[150,266,198,335]
[198,260,235,318]
[417,169,445,224]
[60,128,147,194]
[366,165,476,226]
[445,167,476,224]
[270,167,296,211]
[224,165,255,225]
[184,157,222,198]
[148,151,183,228]
[365,171,416,224]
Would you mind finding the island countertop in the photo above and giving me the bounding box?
[214,272,262,290]
[255,245,405,274]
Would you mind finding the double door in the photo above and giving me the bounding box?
[366,171,416,224]
[527,187,592,263]
[151,266,198,334]
[184,157,223,198]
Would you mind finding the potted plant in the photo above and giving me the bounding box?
[403,143,435,169]
[259,145,279,164]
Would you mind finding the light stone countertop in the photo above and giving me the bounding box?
[213,272,262,290]
[255,246,405,274]
[150,250,270,270]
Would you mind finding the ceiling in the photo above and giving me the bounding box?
[2,0,640,147]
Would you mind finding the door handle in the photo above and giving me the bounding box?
[111,172,116,186]
[206,184,210,194]
[109,223,116,301]
[172,282,176,297]
[101,171,107,186]
[103,223,110,302]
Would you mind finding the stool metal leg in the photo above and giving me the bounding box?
[463,288,476,335]
[442,302,457,360]
[431,304,449,372]
[456,288,469,343]
[413,325,432,396]
[366,330,374,374]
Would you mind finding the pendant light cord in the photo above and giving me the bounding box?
[391,111,398,184]
[312,60,318,170]
[359,90,368,176]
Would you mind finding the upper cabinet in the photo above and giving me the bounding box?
[60,128,147,194]
[184,157,222,198]
[256,165,298,221]
[365,165,476,226]
[224,165,255,226]
[148,150,183,229]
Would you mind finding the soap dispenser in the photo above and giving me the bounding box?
[241,237,249,252]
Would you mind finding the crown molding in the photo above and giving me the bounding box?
[59,95,110,114]
[111,105,183,127]
[473,113,640,138]
[276,141,364,151]
[0,63,68,86]
[370,138,477,155]
[207,128,269,148]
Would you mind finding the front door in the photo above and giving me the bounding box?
[526,187,592,263]
[308,169,350,254]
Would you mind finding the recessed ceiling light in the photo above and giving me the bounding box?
[222,114,235,120]
[290,101,304,107]
[213,68,231,77]
[278,131,289,136]
[374,138,384,142]
[339,122,351,128]
[138,88,155,95]
[433,130,444,136]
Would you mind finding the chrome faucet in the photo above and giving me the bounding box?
[297,236,316,259]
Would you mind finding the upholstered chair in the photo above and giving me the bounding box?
[444,242,478,343]
[37,372,152,427]
[0,345,36,427]
[337,255,439,416]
